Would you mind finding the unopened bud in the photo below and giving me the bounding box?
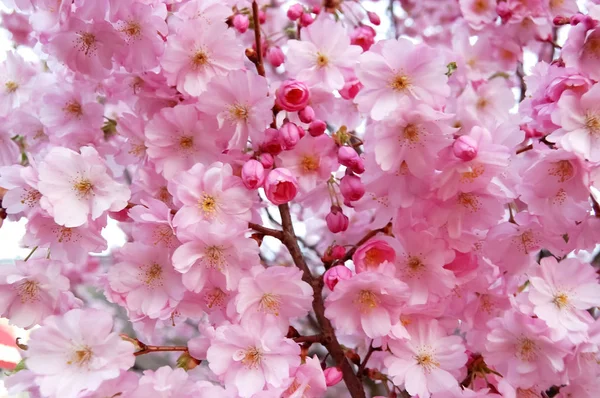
[308,120,327,137]
[324,367,343,386]
[176,351,201,371]
[300,12,314,27]
[326,205,349,233]
[266,46,285,67]
[242,159,265,189]
[233,14,249,33]
[452,135,478,161]
[323,265,352,290]
[298,105,315,123]
[340,174,365,202]
[287,4,304,21]
[367,11,381,25]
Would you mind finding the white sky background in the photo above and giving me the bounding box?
[0,1,585,260]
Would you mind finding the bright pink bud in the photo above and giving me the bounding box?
[266,46,285,67]
[331,245,346,260]
[353,239,396,273]
[339,77,363,100]
[242,159,265,189]
[496,2,512,22]
[265,168,299,205]
[570,14,598,29]
[233,14,250,33]
[324,367,343,386]
[340,174,365,202]
[258,10,266,24]
[279,122,304,150]
[452,135,478,161]
[312,6,321,14]
[276,79,311,112]
[553,15,570,25]
[300,12,314,27]
[257,152,274,169]
[298,105,315,123]
[308,120,327,137]
[367,11,381,25]
[326,206,349,233]
[350,25,376,52]
[287,4,304,21]
[323,265,352,291]
[110,208,131,222]
[338,146,365,174]
[261,128,283,155]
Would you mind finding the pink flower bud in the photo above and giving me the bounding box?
[326,206,349,234]
[265,168,299,205]
[287,4,304,21]
[324,367,343,386]
[323,265,352,291]
[242,159,265,189]
[353,239,396,273]
[279,122,304,150]
[276,79,311,112]
[340,174,365,202]
[331,245,346,260]
[258,10,266,24]
[298,105,315,123]
[308,120,327,137]
[266,46,285,67]
[338,146,365,174]
[312,5,321,14]
[339,77,363,100]
[300,12,314,27]
[257,152,274,169]
[261,128,283,155]
[452,135,478,161]
[350,26,376,52]
[367,11,381,25]
[233,14,249,33]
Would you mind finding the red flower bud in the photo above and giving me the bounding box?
[242,159,265,189]
[287,4,304,21]
[265,168,299,205]
[279,122,304,150]
[326,206,349,233]
[338,146,365,174]
[308,120,327,137]
[298,105,315,123]
[340,174,365,202]
[266,46,285,67]
[452,135,478,161]
[367,11,381,26]
[300,12,314,27]
[276,79,311,112]
[233,14,249,33]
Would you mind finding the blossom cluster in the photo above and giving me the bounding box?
[0,0,599,397]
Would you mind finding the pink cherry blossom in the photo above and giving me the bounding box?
[286,16,362,90]
[385,318,468,398]
[207,320,301,397]
[130,366,201,397]
[26,308,135,398]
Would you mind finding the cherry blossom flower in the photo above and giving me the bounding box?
[385,318,468,398]
[37,146,130,227]
[0,51,36,115]
[207,320,301,397]
[325,271,409,338]
[286,16,362,90]
[0,164,41,218]
[26,308,135,398]
[130,366,201,397]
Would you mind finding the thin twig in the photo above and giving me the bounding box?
[357,342,379,377]
[134,345,188,357]
[293,334,324,344]
[333,222,392,266]
[249,222,284,239]
[251,1,266,77]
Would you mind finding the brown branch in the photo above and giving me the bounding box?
[249,222,284,239]
[134,345,188,357]
[516,63,526,102]
[591,194,600,218]
[277,203,366,398]
[332,222,392,266]
[293,334,324,344]
[357,342,379,377]
[251,1,266,77]
[516,143,533,154]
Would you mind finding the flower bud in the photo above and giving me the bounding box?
[233,14,249,33]
[266,46,285,67]
[308,120,327,137]
[300,12,314,27]
[276,80,311,112]
[339,77,363,100]
[326,205,349,233]
[258,10,266,24]
[257,152,274,169]
[331,245,345,260]
[340,174,365,202]
[177,351,202,371]
[298,105,315,123]
[367,11,381,25]
[265,168,299,205]
[287,4,304,21]
[261,128,283,155]
[452,135,478,161]
[323,265,352,291]
[242,159,266,189]
[324,367,343,386]
[279,122,304,150]
[338,146,365,174]
[312,5,321,14]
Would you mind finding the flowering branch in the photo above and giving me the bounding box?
[357,342,380,377]
[293,334,324,344]
[251,1,266,77]
[332,222,392,266]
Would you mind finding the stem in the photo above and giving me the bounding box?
[251,1,266,77]
[357,342,378,377]
[23,246,38,262]
[134,345,188,357]
[249,222,284,239]
[277,203,366,398]
[293,334,323,344]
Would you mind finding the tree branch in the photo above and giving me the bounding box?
[134,345,188,357]
[357,342,379,377]
[249,222,284,239]
[293,334,324,344]
[252,1,266,77]
[332,222,392,266]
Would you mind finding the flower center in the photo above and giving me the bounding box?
[407,256,424,272]
[241,347,263,369]
[204,245,225,270]
[205,287,227,308]
[68,346,94,367]
[5,80,18,93]
[152,225,175,247]
[476,97,489,110]
[77,32,97,55]
[73,179,93,198]
[17,279,40,303]
[460,164,486,183]
[142,263,163,287]
[300,155,319,173]
[199,193,217,217]
[157,186,171,203]
[415,349,440,373]
[56,226,73,243]
[516,337,538,361]
[355,289,379,313]
[585,113,600,135]
[513,229,537,254]
[548,160,575,182]
[457,192,480,212]
[64,100,83,118]
[584,36,600,59]
[364,248,385,268]
[402,124,420,143]
[552,292,570,309]
[472,0,489,14]
[179,136,194,150]
[316,52,329,68]
[258,293,281,316]
[549,0,564,9]
[20,189,42,208]
[192,50,209,68]
[228,103,249,121]
[122,20,141,38]
[390,74,411,92]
